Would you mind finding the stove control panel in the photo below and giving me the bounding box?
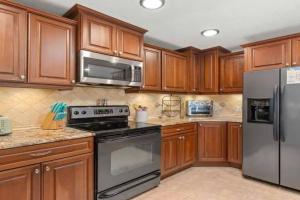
[68,106,130,119]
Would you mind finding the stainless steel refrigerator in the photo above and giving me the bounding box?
[243,67,300,190]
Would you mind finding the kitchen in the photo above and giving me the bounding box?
[0,0,300,200]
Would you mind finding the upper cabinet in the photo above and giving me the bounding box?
[65,4,146,61]
[142,45,162,91]
[199,47,230,93]
[243,34,300,71]
[0,1,77,89]
[0,3,27,83]
[28,14,76,86]
[219,52,244,93]
[177,47,201,93]
[162,51,188,92]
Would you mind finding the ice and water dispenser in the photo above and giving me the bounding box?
[247,98,274,123]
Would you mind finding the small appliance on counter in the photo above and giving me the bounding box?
[0,116,12,136]
[186,100,213,117]
[67,105,161,200]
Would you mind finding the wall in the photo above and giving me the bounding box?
[0,87,242,129]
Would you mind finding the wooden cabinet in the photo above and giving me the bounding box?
[161,135,181,176]
[0,137,94,200]
[43,154,93,200]
[65,4,146,61]
[28,14,76,86]
[198,122,227,163]
[244,39,291,71]
[142,45,161,90]
[199,47,229,93]
[162,51,187,92]
[227,122,243,167]
[292,37,300,66]
[81,14,117,56]
[161,123,197,177]
[0,3,27,83]
[219,52,244,93]
[0,165,40,200]
[177,47,201,93]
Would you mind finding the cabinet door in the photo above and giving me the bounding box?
[189,53,201,93]
[220,53,244,93]
[227,122,243,165]
[117,26,143,61]
[0,165,40,200]
[181,132,197,168]
[142,46,161,90]
[199,51,219,93]
[43,154,93,200]
[162,51,187,92]
[161,135,181,177]
[0,4,27,82]
[198,122,227,162]
[28,14,76,86]
[245,39,291,71]
[81,14,117,56]
[292,37,300,66]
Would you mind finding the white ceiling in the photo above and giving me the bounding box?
[15,0,300,51]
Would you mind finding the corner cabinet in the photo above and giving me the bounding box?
[162,51,188,92]
[219,52,244,93]
[0,3,27,83]
[161,123,197,178]
[199,47,230,93]
[198,122,227,163]
[65,4,146,61]
[28,14,76,86]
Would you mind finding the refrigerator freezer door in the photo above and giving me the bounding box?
[243,69,280,184]
[280,67,300,190]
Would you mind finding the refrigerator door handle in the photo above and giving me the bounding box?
[273,85,279,141]
[280,85,286,142]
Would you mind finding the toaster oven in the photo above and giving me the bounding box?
[186,100,213,117]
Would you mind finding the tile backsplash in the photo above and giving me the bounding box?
[0,87,242,129]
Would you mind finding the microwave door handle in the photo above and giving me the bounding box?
[131,65,135,83]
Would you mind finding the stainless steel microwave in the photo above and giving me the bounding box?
[78,50,143,87]
[186,100,213,116]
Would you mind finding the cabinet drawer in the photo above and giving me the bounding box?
[0,137,93,171]
[162,123,197,137]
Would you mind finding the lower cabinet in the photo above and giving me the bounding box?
[0,137,94,200]
[161,123,197,177]
[198,122,227,163]
[0,165,40,200]
[227,122,243,167]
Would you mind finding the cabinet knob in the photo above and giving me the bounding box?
[220,88,223,91]
[71,80,75,84]
[45,166,51,172]
[34,168,40,174]
[182,136,185,140]
[20,75,26,80]
[176,128,182,131]
[192,89,196,92]
[286,63,290,66]
[113,50,118,55]
[119,51,123,55]
[199,124,202,126]
[293,62,297,65]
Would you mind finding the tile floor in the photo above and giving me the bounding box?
[133,167,300,200]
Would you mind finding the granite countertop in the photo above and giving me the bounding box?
[0,127,94,150]
[145,115,242,126]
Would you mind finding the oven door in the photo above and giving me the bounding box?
[96,129,161,192]
[79,50,143,87]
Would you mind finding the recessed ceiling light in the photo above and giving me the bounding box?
[201,29,220,37]
[140,0,165,10]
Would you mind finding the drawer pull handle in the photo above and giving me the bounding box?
[176,128,181,131]
[30,150,52,157]
[45,166,51,172]
[34,168,40,174]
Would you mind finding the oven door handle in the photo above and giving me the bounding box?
[98,131,160,143]
[97,171,160,199]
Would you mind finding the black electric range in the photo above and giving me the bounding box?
[67,105,161,200]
